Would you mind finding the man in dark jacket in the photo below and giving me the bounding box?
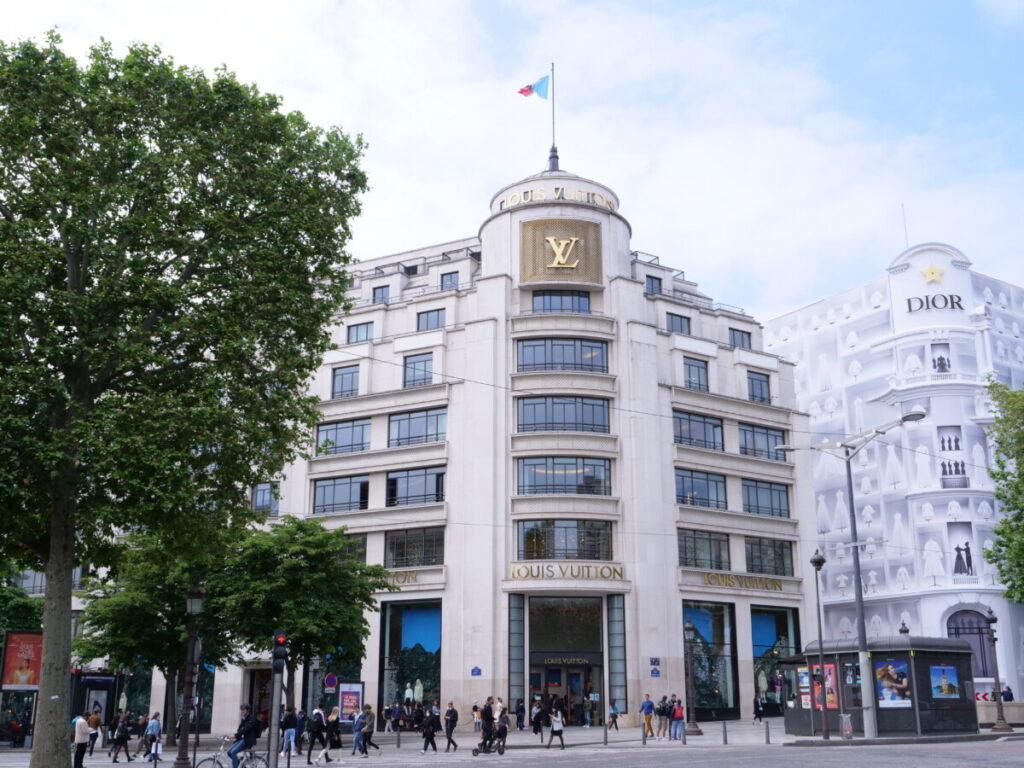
[443,702,459,752]
[227,704,259,768]
[479,697,495,753]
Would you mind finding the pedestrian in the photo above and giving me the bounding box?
[133,714,148,758]
[350,705,364,756]
[1003,686,1014,702]
[305,702,327,765]
[496,711,510,751]
[582,696,593,728]
[73,710,91,768]
[479,696,495,753]
[515,698,525,730]
[88,707,104,756]
[111,714,134,763]
[753,695,765,723]
[420,705,440,754]
[315,706,341,766]
[280,706,298,758]
[443,700,459,752]
[227,704,259,768]
[472,701,481,732]
[608,699,619,731]
[295,709,307,754]
[670,696,684,741]
[361,703,380,756]
[144,712,162,762]
[546,708,564,750]
[639,694,655,737]
[656,695,670,740]
[108,708,123,758]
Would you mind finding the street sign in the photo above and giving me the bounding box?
[651,668,661,677]
[471,667,482,677]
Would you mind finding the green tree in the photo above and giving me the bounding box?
[985,380,1024,601]
[0,580,43,636]
[208,517,393,708]
[0,35,366,767]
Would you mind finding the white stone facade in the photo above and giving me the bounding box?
[766,242,1024,702]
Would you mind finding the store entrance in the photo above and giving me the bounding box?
[527,597,604,727]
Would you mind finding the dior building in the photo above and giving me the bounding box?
[766,243,1024,702]
[164,154,818,733]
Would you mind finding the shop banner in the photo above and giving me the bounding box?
[2,633,43,691]
[875,660,912,708]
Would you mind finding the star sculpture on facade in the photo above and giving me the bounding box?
[921,263,944,284]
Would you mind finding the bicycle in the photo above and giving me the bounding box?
[195,736,269,768]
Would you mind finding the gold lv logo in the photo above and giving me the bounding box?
[544,236,580,269]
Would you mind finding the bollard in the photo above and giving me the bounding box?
[722,720,728,745]
[396,725,401,749]
[681,721,686,745]
[603,722,608,746]
[642,724,647,746]
[765,720,770,744]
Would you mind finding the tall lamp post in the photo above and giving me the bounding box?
[778,405,926,739]
[810,550,829,740]
[173,586,204,768]
[683,619,703,736]
[983,608,1014,733]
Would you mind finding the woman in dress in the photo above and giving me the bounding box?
[314,706,340,766]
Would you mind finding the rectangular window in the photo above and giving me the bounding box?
[645,275,663,295]
[403,352,433,388]
[673,412,724,450]
[675,468,727,509]
[517,520,613,560]
[683,602,738,714]
[417,309,446,331]
[440,271,459,291]
[313,475,369,514]
[372,285,390,304]
[385,527,445,568]
[252,482,279,518]
[745,537,793,576]
[747,371,771,403]
[517,396,610,433]
[516,338,608,373]
[317,418,371,455]
[346,322,373,344]
[532,290,590,314]
[388,407,447,447]
[683,357,709,391]
[728,328,752,349]
[345,533,368,562]
[667,313,691,335]
[678,529,730,570]
[738,424,786,461]
[517,457,611,496]
[386,466,446,506]
[742,479,790,518]
[331,365,359,399]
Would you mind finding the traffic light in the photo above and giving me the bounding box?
[272,630,287,674]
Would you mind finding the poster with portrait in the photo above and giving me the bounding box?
[930,665,960,699]
[1,633,43,691]
[875,660,912,708]
[811,663,838,709]
[339,682,363,718]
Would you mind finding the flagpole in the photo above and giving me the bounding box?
[550,61,556,149]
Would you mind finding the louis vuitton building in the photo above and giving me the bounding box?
[169,154,817,733]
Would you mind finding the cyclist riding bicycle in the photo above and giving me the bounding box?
[227,704,260,768]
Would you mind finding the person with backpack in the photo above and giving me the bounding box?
[305,703,327,765]
[226,704,259,768]
[655,695,670,740]
[670,695,685,741]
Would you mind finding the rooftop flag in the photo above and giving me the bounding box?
[518,75,550,99]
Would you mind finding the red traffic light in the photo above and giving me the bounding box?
[273,630,287,646]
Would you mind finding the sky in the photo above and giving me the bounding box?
[5,0,1024,319]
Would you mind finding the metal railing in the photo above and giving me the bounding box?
[518,483,612,496]
[676,495,728,510]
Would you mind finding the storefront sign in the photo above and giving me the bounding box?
[497,187,616,212]
[530,652,603,666]
[906,294,964,313]
[510,563,625,582]
[701,572,784,591]
[389,571,419,585]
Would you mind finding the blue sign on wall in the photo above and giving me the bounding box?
[649,657,661,667]
[471,667,482,677]
[651,668,661,677]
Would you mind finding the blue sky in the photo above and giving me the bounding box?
[5,0,1023,318]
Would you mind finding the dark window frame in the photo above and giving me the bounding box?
[678,529,730,570]
[347,322,373,344]
[386,466,446,506]
[372,285,390,304]
[673,411,724,450]
[645,275,663,295]
[747,370,771,404]
[684,357,709,391]
[403,352,433,388]
[313,475,370,515]
[385,527,445,568]
[331,365,359,399]
[517,520,613,561]
[517,457,612,496]
[532,290,591,314]
[316,418,372,455]
[741,479,790,518]
[252,482,279,518]
[667,313,691,335]
[675,468,727,509]
[517,396,610,433]
[745,537,793,576]
[388,407,447,447]
[738,423,786,461]
[516,338,609,373]
[440,271,459,291]
[728,328,752,349]
[417,308,446,332]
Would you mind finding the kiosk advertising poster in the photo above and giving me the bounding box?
[811,663,838,709]
[797,666,811,708]
[339,682,363,718]
[875,660,912,708]
[930,666,960,698]
[1,633,43,691]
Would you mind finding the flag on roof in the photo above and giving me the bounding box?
[518,75,550,98]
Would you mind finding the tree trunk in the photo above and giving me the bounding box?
[28,501,75,768]
[164,668,178,748]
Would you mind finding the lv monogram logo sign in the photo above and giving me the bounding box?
[544,236,580,269]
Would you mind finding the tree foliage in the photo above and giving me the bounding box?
[0,34,366,767]
[985,380,1024,601]
[0,581,43,636]
[207,517,393,707]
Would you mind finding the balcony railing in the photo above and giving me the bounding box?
[941,475,970,489]
[676,495,728,510]
[519,421,610,434]
[739,446,787,462]
[675,436,724,451]
[742,503,791,519]
[386,492,445,506]
[518,483,611,496]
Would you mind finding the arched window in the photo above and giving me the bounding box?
[946,610,992,677]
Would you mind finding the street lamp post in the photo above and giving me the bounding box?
[983,608,1014,733]
[810,550,829,740]
[173,586,204,768]
[683,620,703,736]
[778,405,925,740]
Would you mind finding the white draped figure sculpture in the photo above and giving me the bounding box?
[853,398,866,431]
[888,512,908,557]
[921,502,935,522]
[860,475,873,494]
[978,501,993,521]
[914,445,932,489]
[836,573,850,596]
[983,540,999,584]
[972,443,989,487]
[834,542,847,562]
[817,495,830,535]
[904,353,923,375]
[869,614,885,636]
[884,444,903,489]
[947,500,962,521]
[895,566,911,591]
[861,505,876,527]
[922,539,945,585]
[838,617,854,639]
[866,570,879,593]
[832,490,848,532]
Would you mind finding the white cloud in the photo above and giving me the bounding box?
[3,0,1022,318]
[976,0,1024,25]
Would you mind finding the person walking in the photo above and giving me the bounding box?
[111,715,134,762]
[360,704,380,756]
[582,696,593,728]
[472,701,481,733]
[656,695,670,740]
[420,706,440,754]
[227,704,260,768]
[607,699,619,731]
[73,710,91,768]
[515,699,525,731]
[144,712,162,762]
[133,714,148,758]
[479,696,495,753]
[639,694,655,738]
[87,706,103,756]
[315,706,341,766]
[280,707,298,758]
[753,695,765,724]
[545,708,564,750]
[670,696,684,741]
[443,701,459,752]
[305,703,327,765]
[350,706,364,757]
